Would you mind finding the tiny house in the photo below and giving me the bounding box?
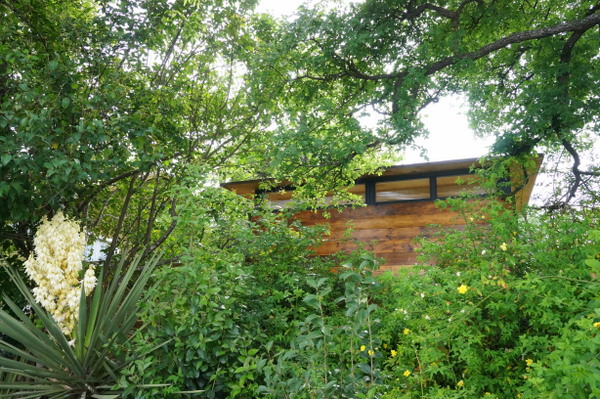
[222,157,542,274]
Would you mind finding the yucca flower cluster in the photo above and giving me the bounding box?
[23,211,97,335]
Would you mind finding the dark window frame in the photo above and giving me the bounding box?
[255,168,507,207]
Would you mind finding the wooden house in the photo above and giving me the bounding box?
[222,157,542,274]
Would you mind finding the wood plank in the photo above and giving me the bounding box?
[314,238,416,255]
[294,200,484,226]
[294,201,439,223]
[306,211,466,231]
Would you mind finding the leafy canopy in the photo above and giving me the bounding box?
[247,0,599,202]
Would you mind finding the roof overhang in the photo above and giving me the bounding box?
[222,155,543,206]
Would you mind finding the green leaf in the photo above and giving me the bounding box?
[1,154,11,165]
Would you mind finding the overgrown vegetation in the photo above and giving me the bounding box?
[1,0,599,397]
[73,197,595,398]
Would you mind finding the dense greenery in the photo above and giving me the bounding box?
[377,200,600,398]
[117,199,600,398]
[1,0,599,397]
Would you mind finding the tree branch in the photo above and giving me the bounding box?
[422,11,600,77]
[103,175,137,269]
[77,169,142,213]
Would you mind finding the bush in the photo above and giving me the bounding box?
[121,196,600,398]
[120,261,265,398]
[374,200,600,398]
[258,255,384,399]
[122,241,385,398]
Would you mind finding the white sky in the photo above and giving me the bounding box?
[256,0,494,164]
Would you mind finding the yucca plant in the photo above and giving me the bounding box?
[0,253,163,398]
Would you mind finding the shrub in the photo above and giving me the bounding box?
[0,253,161,398]
[374,200,600,398]
[120,261,265,399]
[258,254,384,399]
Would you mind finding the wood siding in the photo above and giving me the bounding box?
[223,156,543,274]
[293,201,469,274]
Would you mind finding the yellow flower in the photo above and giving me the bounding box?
[593,322,600,328]
[525,358,533,366]
[390,350,397,357]
[403,370,411,377]
[360,345,366,351]
[500,242,508,251]
[457,284,468,294]
[383,343,388,349]
[368,349,374,356]
[457,380,464,388]
[403,328,410,335]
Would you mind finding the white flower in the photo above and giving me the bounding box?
[23,211,97,336]
[420,292,425,298]
[456,272,461,276]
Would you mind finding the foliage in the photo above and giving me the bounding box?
[0,0,267,266]
[117,190,600,399]
[374,200,600,398]
[119,261,265,399]
[2,0,600,397]
[119,180,389,398]
[117,190,333,398]
[258,256,384,399]
[0,252,161,398]
[249,0,599,202]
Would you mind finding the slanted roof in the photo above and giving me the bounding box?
[222,156,543,207]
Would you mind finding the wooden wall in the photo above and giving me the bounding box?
[293,201,468,274]
[223,157,543,274]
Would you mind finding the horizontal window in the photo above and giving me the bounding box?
[266,184,366,208]
[375,179,430,202]
[437,174,486,198]
[263,172,486,208]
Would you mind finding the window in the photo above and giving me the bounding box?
[437,174,486,198]
[264,184,366,209]
[375,179,430,202]
[260,169,486,208]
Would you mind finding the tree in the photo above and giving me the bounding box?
[2,0,598,268]
[246,0,599,205]
[0,0,267,267]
